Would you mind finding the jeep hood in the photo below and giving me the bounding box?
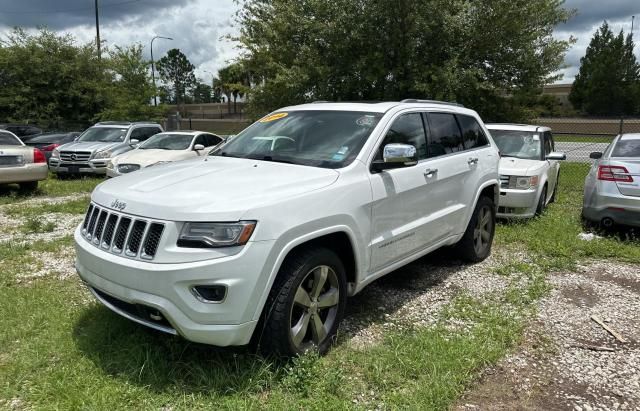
[92,156,340,221]
[499,157,545,176]
[59,141,122,153]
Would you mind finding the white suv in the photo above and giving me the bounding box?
[75,101,500,356]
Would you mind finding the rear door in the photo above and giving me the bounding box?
[610,137,640,197]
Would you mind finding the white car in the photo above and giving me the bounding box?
[487,124,566,218]
[106,131,224,177]
[0,130,48,190]
[75,100,500,357]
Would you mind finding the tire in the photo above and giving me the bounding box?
[549,174,559,204]
[456,195,496,263]
[258,247,347,357]
[535,185,548,216]
[19,181,38,191]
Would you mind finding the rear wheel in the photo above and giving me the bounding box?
[456,196,495,263]
[259,247,347,357]
[19,181,38,191]
[535,185,548,216]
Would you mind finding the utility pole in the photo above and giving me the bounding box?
[151,36,173,106]
[95,0,101,60]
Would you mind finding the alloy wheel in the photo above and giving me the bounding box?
[473,205,493,256]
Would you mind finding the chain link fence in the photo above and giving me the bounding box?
[535,117,640,186]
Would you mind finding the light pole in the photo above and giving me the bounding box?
[151,35,173,106]
[204,70,216,102]
[95,0,101,60]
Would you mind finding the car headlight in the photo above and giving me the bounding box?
[51,148,60,159]
[93,150,112,159]
[178,221,256,248]
[512,176,539,189]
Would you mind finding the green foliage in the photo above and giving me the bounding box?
[191,81,214,103]
[98,45,166,121]
[156,48,196,106]
[218,62,252,113]
[0,28,108,129]
[570,21,640,116]
[20,217,55,234]
[235,0,573,120]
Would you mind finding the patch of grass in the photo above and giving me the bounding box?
[0,174,102,205]
[19,217,56,234]
[554,134,614,143]
[5,196,90,218]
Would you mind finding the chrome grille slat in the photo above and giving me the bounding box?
[81,203,164,261]
[60,151,92,162]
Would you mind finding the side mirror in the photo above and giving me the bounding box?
[546,152,567,161]
[194,144,205,151]
[372,144,418,172]
[74,137,80,142]
[589,152,603,160]
[130,139,140,146]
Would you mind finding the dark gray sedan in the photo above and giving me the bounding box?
[583,134,640,228]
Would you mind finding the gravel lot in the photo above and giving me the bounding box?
[459,261,640,411]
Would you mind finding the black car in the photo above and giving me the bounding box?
[0,124,43,141]
[25,132,81,161]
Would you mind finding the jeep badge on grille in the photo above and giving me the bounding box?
[111,199,127,211]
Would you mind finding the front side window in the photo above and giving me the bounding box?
[139,134,194,150]
[427,113,463,157]
[203,134,223,147]
[78,127,127,143]
[612,139,640,157]
[376,113,427,160]
[0,132,21,145]
[491,130,542,161]
[211,110,383,169]
[457,115,489,150]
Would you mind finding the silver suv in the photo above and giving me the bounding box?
[49,122,163,175]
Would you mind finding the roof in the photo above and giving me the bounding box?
[619,133,640,140]
[156,131,201,136]
[280,100,469,114]
[93,121,161,128]
[486,123,551,133]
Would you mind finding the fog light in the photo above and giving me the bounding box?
[191,285,227,303]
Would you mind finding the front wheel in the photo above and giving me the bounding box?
[535,185,548,216]
[259,247,347,357]
[456,196,496,263]
[19,181,38,191]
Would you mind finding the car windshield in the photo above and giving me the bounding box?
[210,110,383,168]
[140,134,194,150]
[78,127,127,143]
[0,132,21,145]
[491,130,542,160]
[612,139,640,157]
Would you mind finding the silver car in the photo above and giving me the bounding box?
[0,130,48,190]
[583,134,640,228]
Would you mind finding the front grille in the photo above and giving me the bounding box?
[81,203,165,260]
[60,151,91,162]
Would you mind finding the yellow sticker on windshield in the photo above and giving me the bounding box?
[260,112,288,123]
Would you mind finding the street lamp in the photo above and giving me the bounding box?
[151,35,173,106]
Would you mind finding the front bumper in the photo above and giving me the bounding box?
[497,187,539,218]
[0,163,48,184]
[49,158,108,175]
[74,226,275,346]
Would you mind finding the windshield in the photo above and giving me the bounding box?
[78,127,127,143]
[491,130,542,160]
[211,110,383,168]
[140,134,193,150]
[612,139,640,158]
[0,132,21,145]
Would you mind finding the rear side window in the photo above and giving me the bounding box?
[376,113,427,160]
[203,134,223,147]
[612,139,640,157]
[457,115,489,150]
[426,113,463,157]
[0,132,21,145]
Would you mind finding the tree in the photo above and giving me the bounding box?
[156,48,196,109]
[218,62,251,114]
[570,22,640,116]
[98,45,164,120]
[191,81,213,103]
[0,28,108,128]
[234,0,573,121]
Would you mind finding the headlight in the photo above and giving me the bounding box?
[512,176,539,189]
[93,150,112,159]
[178,221,256,248]
[51,149,60,159]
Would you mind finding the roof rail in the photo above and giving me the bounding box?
[94,121,132,126]
[400,99,464,107]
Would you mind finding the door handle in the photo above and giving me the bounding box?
[468,157,479,165]
[424,168,438,178]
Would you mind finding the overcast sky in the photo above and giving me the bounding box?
[0,0,638,85]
